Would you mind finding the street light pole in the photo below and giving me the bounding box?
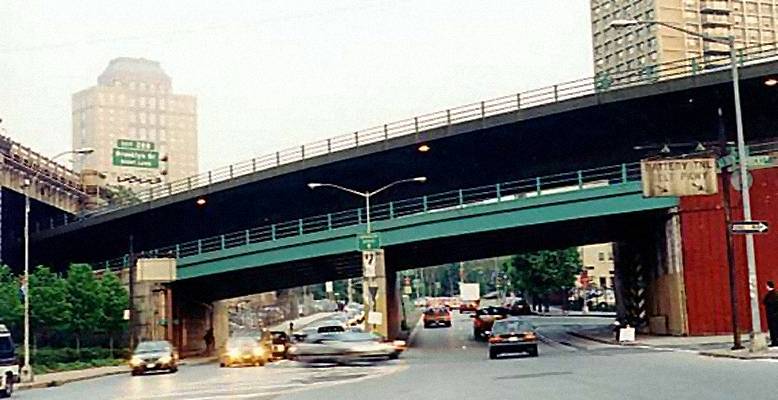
[20,148,94,382]
[308,177,427,331]
[611,18,764,351]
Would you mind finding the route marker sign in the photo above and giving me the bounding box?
[362,251,377,278]
[357,233,381,251]
[730,221,769,235]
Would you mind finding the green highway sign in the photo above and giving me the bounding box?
[112,148,159,168]
[117,139,155,151]
[357,233,381,251]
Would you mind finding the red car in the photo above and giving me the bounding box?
[471,306,509,340]
[423,307,452,328]
[459,300,480,313]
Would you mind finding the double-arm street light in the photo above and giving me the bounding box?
[20,147,94,381]
[611,18,764,351]
[307,176,427,234]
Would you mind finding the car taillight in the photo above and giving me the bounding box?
[488,337,501,344]
[523,332,536,340]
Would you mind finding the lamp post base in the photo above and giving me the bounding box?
[20,365,33,383]
[749,332,768,352]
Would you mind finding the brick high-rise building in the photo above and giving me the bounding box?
[591,1,778,77]
[72,57,198,187]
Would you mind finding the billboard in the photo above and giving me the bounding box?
[640,158,718,197]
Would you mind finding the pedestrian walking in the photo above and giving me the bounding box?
[203,327,215,355]
[763,280,778,347]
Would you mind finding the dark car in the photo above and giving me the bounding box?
[471,306,509,340]
[270,331,291,359]
[504,297,533,316]
[488,318,538,359]
[423,307,452,328]
[129,340,178,375]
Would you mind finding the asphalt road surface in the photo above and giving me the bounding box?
[17,312,778,399]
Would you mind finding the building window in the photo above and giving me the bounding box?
[598,252,605,261]
[600,277,607,288]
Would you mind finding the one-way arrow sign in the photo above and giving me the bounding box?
[730,221,769,234]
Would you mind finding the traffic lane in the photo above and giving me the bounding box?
[17,358,403,400]
[279,312,778,400]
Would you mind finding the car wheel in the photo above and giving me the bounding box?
[219,362,226,368]
[389,353,399,360]
[169,366,178,373]
[131,369,142,376]
[445,321,452,327]
[528,345,539,357]
[489,349,498,360]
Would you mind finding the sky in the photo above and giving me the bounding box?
[0,0,594,172]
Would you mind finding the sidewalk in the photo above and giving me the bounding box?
[18,356,216,390]
[569,325,778,360]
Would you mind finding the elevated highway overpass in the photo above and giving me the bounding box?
[30,44,778,270]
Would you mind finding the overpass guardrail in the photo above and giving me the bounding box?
[92,138,778,272]
[94,162,644,271]
[66,41,778,224]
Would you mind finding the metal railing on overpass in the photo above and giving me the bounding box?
[91,139,778,272]
[69,42,778,225]
[93,162,644,271]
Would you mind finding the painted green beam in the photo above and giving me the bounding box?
[177,181,676,280]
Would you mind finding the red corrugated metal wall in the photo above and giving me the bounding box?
[680,167,778,335]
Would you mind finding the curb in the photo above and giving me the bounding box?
[699,350,778,360]
[18,369,127,390]
[18,357,218,391]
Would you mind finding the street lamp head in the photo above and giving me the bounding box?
[74,147,95,155]
[307,183,322,189]
[610,19,642,28]
[413,177,427,183]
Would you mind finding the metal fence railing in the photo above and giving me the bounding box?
[64,42,778,227]
[92,162,643,271]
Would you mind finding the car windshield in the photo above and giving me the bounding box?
[492,320,534,334]
[477,307,509,316]
[135,341,171,353]
[0,336,14,357]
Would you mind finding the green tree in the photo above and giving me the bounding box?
[29,266,71,346]
[66,264,101,352]
[505,248,581,299]
[0,265,23,331]
[98,270,128,357]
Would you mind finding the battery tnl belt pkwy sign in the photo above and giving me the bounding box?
[640,158,718,197]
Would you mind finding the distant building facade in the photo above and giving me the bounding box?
[591,0,778,81]
[72,57,198,188]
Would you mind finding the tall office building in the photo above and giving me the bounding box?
[72,57,198,187]
[591,1,778,77]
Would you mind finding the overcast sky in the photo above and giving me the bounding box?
[0,0,593,172]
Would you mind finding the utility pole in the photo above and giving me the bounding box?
[128,235,137,350]
[718,107,743,350]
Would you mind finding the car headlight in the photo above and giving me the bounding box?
[129,356,142,367]
[392,340,406,347]
[288,345,298,354]
[228,349,241,358]
[158,355,172,364]
[252,348,265,356]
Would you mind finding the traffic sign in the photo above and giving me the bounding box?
[362,251,377,278]
[730,221,769,234]
[357,233,381,251]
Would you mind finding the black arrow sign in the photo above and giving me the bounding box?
[730,221,769,234]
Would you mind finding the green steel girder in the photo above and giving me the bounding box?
[176,181,677,280]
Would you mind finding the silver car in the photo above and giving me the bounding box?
[288,332,395,364]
